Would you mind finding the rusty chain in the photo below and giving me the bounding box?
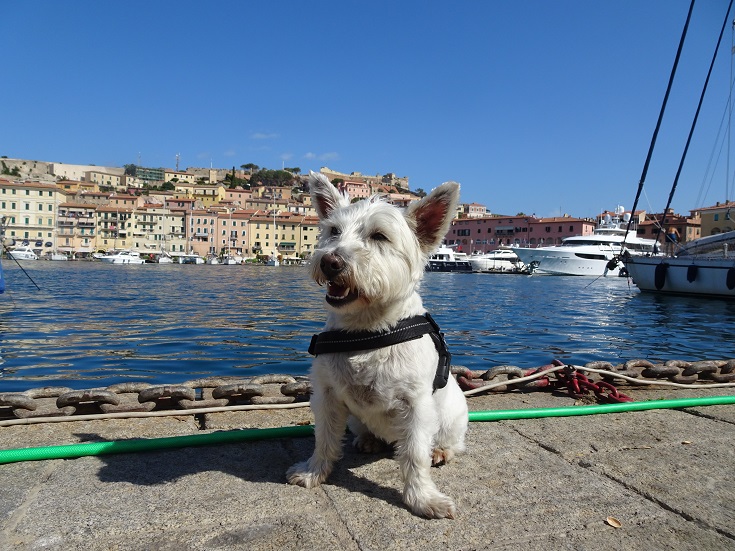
[455,358,735,403]
[0,375,311,421]
[1,358,734,420]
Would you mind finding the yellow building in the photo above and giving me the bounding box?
[0,179,66,256]
[165,170,197,185]
[86,170,125,191]
[57,202,98,257]
[173,183,225,208]
[693,201,735,236]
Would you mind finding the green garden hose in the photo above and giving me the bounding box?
[1,395,733,465]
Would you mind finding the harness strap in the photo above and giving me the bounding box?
[308,313,452,391]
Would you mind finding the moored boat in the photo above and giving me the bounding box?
[469,248,524,273]
[624,231,735,298]
[179,254,205,265]
[426,245,472,272]
[7,245,39,261]
[98,250,146,264]
[511,207,658,276]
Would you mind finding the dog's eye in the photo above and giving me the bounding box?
[371,232,388,242]
[330,226,341,237]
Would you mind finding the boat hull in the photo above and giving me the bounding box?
[7,248,38,261]
[98,250,145,264]
[512,247,623,276]
[625,256,735,298]
[99,257,145,265]
[179,255,205,264]
[426,260,472,272]
[468,251,521,272]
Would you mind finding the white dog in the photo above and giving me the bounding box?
[287,172,468,519]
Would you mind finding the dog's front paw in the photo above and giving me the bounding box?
[404,487,457,519]
[286,460,330,489]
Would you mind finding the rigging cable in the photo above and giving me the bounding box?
[623,0,695,245]
[653,0,734,246]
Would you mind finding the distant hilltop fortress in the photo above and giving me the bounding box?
[318,167,410,190]
[0,158,410,191]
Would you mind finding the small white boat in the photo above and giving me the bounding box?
[157,252,174,264]
[221,255,238,265]
[265,255,280,267]
[469,249,523,272]
[7,245,39,261]
[206,256,220,265]
[426,245,471,272]
[624,231,735,298]
[178,254,205,265]
[98,250,146,264]
[49,252,68,261]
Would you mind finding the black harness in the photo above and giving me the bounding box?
[308,313,452,392]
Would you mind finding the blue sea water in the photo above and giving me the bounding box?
[1,261,734,393]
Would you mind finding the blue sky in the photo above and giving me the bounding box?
[3,1,734,218]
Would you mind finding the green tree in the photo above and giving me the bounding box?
[249,169,296,187]
[241,163,259,173]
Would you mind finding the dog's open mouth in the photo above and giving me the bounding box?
[326,281,359,306]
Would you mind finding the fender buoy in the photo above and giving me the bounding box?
[727,268,735,291]
[687,265,698,283]
[654,263,669,290]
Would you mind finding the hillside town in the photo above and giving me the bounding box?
[1,156,733,262]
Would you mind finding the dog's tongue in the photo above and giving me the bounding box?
[327,282,349,298]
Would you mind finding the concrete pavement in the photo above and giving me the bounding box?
[1,386,734,550]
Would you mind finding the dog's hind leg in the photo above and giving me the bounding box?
[396,398,457,519]
[432,381,468,466]
[287,386,349,488]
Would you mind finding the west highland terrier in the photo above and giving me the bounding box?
[287,172,468,519]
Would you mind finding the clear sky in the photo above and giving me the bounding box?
[4,1,734,218]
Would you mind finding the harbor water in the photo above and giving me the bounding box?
[1,261,734,393]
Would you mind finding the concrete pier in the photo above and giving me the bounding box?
[1,387,734,550]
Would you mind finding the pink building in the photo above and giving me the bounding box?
[528,217,594,246]
[188,209,218,256]
[445,215,595,253]
[446,215,535,254]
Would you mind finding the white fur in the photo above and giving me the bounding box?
[287,171,468,519]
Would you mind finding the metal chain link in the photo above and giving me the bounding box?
[0,375,311,420]
[2,358,734,420]
[454,357,735,402]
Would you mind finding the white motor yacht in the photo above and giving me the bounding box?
[98,250,146,264]
[426,245,472,272]
[469,249,523,272]
[512,207,658,276]
[7,245,39,260]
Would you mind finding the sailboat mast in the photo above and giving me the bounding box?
[728,18,735,203]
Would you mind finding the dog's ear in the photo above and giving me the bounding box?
[405,182,460,254]
[309,171,349,219]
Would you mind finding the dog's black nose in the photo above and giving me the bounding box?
[321,253,345,278]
